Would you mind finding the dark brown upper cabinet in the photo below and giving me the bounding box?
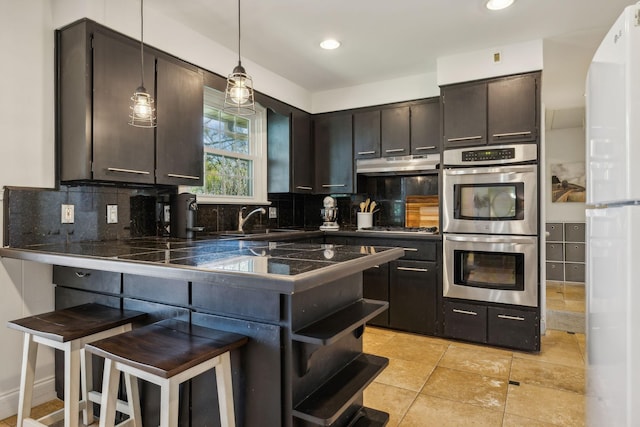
[353,110,381,159]
[441,72,540,149]
[381,106,410,157]
[291,110,315,193]
[57,19,203,186]
[314,113,353,194]
[410,99,440,155]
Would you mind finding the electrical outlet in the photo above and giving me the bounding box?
[61,204,74,224]
[163,204,171,222]
[269,207,277,219]
[107,204,118,224]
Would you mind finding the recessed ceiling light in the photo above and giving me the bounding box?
[486,0,515,10]
[320,39,341,50]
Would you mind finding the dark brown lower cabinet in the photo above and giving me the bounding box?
[389,260,438,335]
[443,299,540,351]
[363,264,390,327]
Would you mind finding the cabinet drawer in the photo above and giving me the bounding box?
[545,223,563,241]
[564,243,585,262]
[546,262,565,281]
[347,237,438,261]
[565,263,585,283]
[123,274,189,306]
[53,265,121,294]
[546,243,564,261]
[564,223,585,242]
[443,301,487,343]
[487,306,539,351]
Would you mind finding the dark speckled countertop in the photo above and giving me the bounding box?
[0,232,404,294]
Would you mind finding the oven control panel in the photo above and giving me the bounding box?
[461,148,515,162]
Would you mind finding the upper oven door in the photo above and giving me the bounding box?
[443,164,538,235]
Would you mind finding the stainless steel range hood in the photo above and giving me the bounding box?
[356,154,440,175]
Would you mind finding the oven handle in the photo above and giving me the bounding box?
[445,166,536,175]
[445,235,536,245]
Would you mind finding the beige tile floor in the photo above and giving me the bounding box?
[546,281,585,314]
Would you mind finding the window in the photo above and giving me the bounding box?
[183,86,268,204]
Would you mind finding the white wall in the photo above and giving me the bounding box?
[0,0,58,418]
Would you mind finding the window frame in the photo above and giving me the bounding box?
[181,86,269,205]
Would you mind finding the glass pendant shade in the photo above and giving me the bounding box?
[224,63,255,115]
[129,86,156,127]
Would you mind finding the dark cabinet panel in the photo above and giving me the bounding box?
[389,260,438,335]
[291,110,315,192]
[314,113,353,194]
[443,300,488,343]
[487,74,538,144]
[410,100,440,155]
[487,306,539,351]
[155,57,204,186]
[363,264,390,327]
[353,110,381,159]
[91,30,156,184]
[442,82,487,148]
[381,107,410,157]
[53,265,121,295]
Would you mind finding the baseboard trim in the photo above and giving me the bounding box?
[0,376,57,420]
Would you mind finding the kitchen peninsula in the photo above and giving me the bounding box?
[0,235,403,426]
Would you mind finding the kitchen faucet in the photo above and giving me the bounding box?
[238,207,266,232]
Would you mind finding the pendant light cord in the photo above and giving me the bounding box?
[139,0,145,88]
[237,0,241,65]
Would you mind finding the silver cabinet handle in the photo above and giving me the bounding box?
[497,314,525,321]
[107,167,150,175]
[453,309,477,316]
[322,184,346,188]
[357,151,376,155]
[414,146,436,151]
[385,148,405,153]
[402,248,418,252]
[167,173,200,180]
[492,131,532,138]
[296,186,313,190]
[75,272,90,278]
[397,266,429,272]
[447,135,482,142]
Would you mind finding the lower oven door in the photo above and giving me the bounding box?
[443,234,538,307]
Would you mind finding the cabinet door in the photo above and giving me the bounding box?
[487,306,539,351]
[92,31,155,184]
[155,57,204,186]
[443,300,487,343]
[314,114,353,194]
[353,110,380,159]
[292,110,315,192]
[411,100,440,155]
[487,74,538,145]
[442,82,487,148]
[363,263,389,327]
[389,260,437,335]
[267,109,291,193]
[381,107,410,157]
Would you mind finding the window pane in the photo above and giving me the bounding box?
[204,108,250,155]
[192,153,253,197]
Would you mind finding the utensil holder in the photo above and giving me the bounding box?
[357,212,373,229]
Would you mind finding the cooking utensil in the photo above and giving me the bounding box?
[364,198,370,212]
[369,201,377,213]
[359,202,366,212]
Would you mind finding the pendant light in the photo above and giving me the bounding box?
[129,0,156,127]
[223,0,256,116]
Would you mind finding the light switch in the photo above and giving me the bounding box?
[107,205,118,224]
[61,204,74,224]
[269,207,277,219]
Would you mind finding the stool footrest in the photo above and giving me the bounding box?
[88,390,131,415]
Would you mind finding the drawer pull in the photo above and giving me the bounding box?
[497,314,525,321]
[414,146,436,151]
[447,135,482,142]
[74,272,91,278]
[295,186,313,190]
[385,148,405,153]
[322,184,347,188]
[107,167,150,175]
[397,266,429,272]
[453,309,477,316]
[492,131,532,138]
[402,248,418,252]
[167,173,200,180]
[357,151,376,155]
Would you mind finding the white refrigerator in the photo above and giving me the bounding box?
[586,3,640,426]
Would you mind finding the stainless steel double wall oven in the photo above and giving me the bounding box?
[442,144,539,307]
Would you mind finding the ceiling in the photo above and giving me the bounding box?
[150,0,637,93]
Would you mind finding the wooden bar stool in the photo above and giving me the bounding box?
[7,303,147,427]
[85,319,248,427]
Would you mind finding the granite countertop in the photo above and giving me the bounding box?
[0,233,404,294]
